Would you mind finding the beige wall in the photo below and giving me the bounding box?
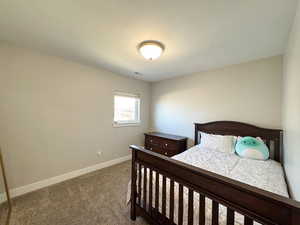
[0,43,151,189]
[282,1,300,201]
[151,56,283,146]
[0,41,289,198]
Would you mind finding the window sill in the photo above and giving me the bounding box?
[113,122,141,128]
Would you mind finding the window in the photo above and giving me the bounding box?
[113,92,140,126]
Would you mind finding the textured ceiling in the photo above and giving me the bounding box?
[0,0,297,81]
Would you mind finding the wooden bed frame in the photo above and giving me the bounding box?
[130,121,300,225]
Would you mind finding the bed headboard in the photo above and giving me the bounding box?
[194,121,283,163]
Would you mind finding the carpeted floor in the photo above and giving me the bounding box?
[0,161,148,225]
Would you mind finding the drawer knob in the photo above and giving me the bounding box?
[150,139,153,142]
[150,147,153,150]
[164,152,168,156]
[165,143,168,146]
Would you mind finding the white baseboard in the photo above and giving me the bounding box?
[0,155,131,203]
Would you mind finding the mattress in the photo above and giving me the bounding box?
[130,145,289,225]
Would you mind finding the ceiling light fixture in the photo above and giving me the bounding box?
[138,40,165,60]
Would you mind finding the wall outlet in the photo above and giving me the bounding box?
[97,151,102,157]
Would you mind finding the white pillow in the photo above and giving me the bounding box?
[199,132,237,153]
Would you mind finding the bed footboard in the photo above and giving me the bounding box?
[130,145,300,225]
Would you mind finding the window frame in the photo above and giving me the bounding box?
[113,91,141,127]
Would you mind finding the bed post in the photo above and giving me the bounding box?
[194,123,199,145]
[130,147,137,221]
[279,131,284,163]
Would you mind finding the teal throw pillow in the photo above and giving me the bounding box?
[235,136,269,160]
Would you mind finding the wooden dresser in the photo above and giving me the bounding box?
[144,132,188,157]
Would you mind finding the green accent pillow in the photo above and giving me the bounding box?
[235,136,269,160]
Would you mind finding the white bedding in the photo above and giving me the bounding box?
[130,146,289,225]
[172,146,288,198]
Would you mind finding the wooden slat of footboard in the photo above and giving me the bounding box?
[199,194,205,225]
[212,201,219,225]
[169,180,175,222]
[162,175,167,216]
[188,189,194,225]
[226,208,234,225]
[138,163,142,206]
[244,216,254,225]
[143,166,147,210]
[155,172,159,210]
[178,184,184,225]
[149,168,153,214]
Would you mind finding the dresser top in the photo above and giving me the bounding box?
[144,132,188,141]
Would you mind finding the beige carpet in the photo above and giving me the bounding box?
[0,161,148,225]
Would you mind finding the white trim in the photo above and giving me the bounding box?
[0,155,131,201]
[113,91,140,98]
[113,121,141,127]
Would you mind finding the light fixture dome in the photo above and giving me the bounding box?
[138,40,165,60]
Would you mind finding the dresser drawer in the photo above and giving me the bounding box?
[147,144,162,154]
[147,143,175,156]
[144,132,188,157]
[146,141,181,157]
[145,135,162,146]
[161,139,180,151]
[161,149,178,157]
